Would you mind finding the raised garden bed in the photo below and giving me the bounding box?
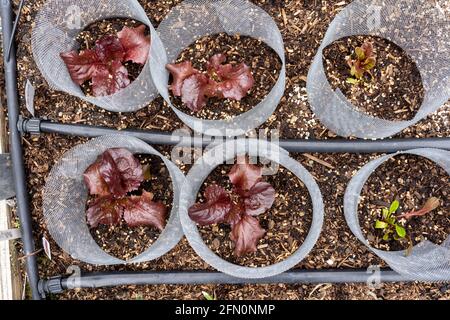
[0,0,449,301]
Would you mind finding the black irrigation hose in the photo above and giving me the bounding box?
[38,269,410,296]
[0,0,41,300]
[20,118,450,153]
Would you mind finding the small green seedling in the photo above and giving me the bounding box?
[202,291,217,301]
[346,41,377,84]
[375,200,407,241]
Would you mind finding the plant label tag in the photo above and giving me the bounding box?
[25,79,35,117]
[42,236,52,260]
[0,228,21,241]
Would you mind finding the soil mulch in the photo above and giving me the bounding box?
[76,18,150,97]
[358,155,449,251]
[88,154,173,261]
[4,0,449,300]
[323,35,424,121]
[198,164,312,267]
[171,33,282,120]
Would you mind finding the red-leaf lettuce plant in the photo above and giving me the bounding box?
[83,148,167,231]
[60,25,150,97]
[166,53,255,112]
[346,41,376,85]
[188,157,276,257]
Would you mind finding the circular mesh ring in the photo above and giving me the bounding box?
[344,148,450,281]
[32,0,158,112]
[179,139,324,279]
[43,135,185,265]
[151,0,286,137]
[306,0,450,139]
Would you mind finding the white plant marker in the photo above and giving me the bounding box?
[42,237,52,261]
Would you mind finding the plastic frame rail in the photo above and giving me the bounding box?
[1,0,449,300]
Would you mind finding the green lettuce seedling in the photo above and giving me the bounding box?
[374,200,406,241]
[202,291,217,301]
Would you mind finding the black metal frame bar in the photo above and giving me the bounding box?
[1,0,40,300]
[1,0,449,300]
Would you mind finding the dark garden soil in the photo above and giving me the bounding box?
[2,0,449,300]
[88,154,173,260]
[323,35,424,121]
[171,33,282,120]
[198,164,312,267]
[358,155,449,251]
[76,18,150,97]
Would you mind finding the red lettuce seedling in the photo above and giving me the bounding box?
[123,191,167,230]
[375,197,440,256]
[398,197,440,220]
[87,196,126,228]
[61,25,150,97]
[188,185,232,226]
[118,25,151,65]
[188,157,275,257]
[228,156,262,191]
[207,53,255,101]
[83,148,167,231]
[180,73,216,112]
[346,41,376,84]
[166,61,199,97]
[230,214,266,257]
[166,53,254,112]
[84,148,143,198]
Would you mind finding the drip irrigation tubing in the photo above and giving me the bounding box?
[19,118,450,153]
[38,269,411,297]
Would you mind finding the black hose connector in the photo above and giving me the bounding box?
[18,116,41,135]
[38,276,64,298]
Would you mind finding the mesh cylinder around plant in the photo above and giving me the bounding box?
[307,0,450,139]
[344,149,450,281]
[31,0,158,112]
[151,0,286,137]
[43,135,185,265]
[179,139,324,278]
